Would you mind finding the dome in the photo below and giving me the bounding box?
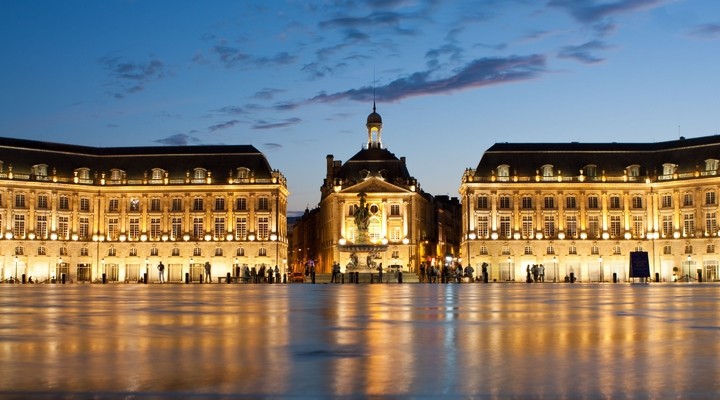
[366,102,382,125]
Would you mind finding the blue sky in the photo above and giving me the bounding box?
[2,0,719,214]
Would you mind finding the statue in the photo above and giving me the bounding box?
[354,192,371,242]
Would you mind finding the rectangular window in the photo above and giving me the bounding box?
[389,226,401,241]
[565,196,577,209]
[235,197,247,211]
[587,196,599,209]
[662,215,673,237]
[37,195,48,209]
[150,198,161,212]
[193,198,204,212]
[215,197,226,212]
[522,215,533,238]
[258,217,269,240]
[477,196,488,209]
[80,198,90,212]
[706,212,717,236]
[588,215,600,238]
[662,194,672,208]
[58,216,69,239]
[683,213,695,236]
[610,215,621,238]
[171,217,182,240]
[258,197,269,211]
[521,196,532,209]
[543,216,555,238]
[13,215,25,238]
[36,215,48,239]
[214,217,225,239]
[172,198,183,212]
[59,196,69,210]
[15,194,26,208]
[706,191,716,205]
[79,217,89,239]
[633,215,645,238]
[193,217,204,239]
[632,196,643,209]
[683,193,693,207]
[499,216,511,239]
[566,216,577,238]
[109,199,119,212]
[544,196,554,209]
[150,218,161,240]
[390,204,400,216]
[499,196,511,209]
[129,218,140,240]
[609,196,621,209]
[476,216,489,238]
[107,218,119,241]
[235,217,247,240]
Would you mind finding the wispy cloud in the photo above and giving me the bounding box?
[309,54,547,103]
[209,120,241,131]
[689,23,720,39]
[154,133,202,146]
[262,142,283,150]
[212,106,247,115]
[99,56,169,99]
[558,40,611,64]
[252,118,302,130]
[253,88,284,100]
[548,0,669,24]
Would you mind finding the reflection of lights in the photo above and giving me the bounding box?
[338,237,346,245]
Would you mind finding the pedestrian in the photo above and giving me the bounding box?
[157,261,165,283]
[377,262,383,283]
[532,264,539,282]
[204,261,212,283]
[275,265,281,283]
[419,263,426,283]
[539,264,545,282]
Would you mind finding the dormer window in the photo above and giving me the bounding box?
[378,170,388,180]
[75,168,90,180]
[359,169,370,180]
[705,159,719,173]
[662,163,677,176]
[32,164,48,177]
[193,168,207,180]
[110,169,124,181]
[237,167,250,179]
[626,165,640,177]
[151,168,164,180]
[497,165,510,181]
[583,164,597,177]
[541,164,554,177]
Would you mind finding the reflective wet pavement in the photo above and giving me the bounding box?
[0,283,718,398]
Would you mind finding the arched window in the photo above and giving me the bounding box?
[193,248,202,257]
[236,247,245,256]
[150,248,159,256]
[258,247,267,256]
[193,168,207,180]
[237,167,250,179]
[214,247,223,257]
[172,248,180,256]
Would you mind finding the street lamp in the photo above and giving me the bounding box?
[507,256,512,281]
[14,255,18,283]
[599,256,603,282]
[553,256,558,282]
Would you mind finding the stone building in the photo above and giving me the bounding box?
[0,137,288,283]
[459,135,720,282]
[310,104,439,274]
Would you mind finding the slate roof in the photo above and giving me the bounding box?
[0,136,276,180]
[335,146,413,185]
[475,135,720,177]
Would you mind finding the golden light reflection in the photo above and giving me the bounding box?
[0,284,719,398]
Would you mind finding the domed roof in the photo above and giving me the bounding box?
[366,102,382,125]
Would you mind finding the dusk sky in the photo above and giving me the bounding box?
[2,0,719,214]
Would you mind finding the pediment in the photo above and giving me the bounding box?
[340,177,409,194]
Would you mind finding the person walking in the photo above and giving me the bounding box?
[157,261,165,283]
[204,261,212,283]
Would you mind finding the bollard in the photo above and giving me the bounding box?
[484,272,489,283]
[61,273,66,284]
[355,272,359,284]
[655,272,660,283]
[185,272,189,284]
[143,273,148,284]
[398,271,403,283]
[283,273,287,284]
[200,274,203,283]
[569,272,575,283]
[370,274,374,284]
[227,272,231,284]
[103,273,107,284]
[698,270,703,283]
[612,272,617,283]
[21,274,26,284]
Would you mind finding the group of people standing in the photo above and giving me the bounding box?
[526,264,545,282]
[419,263,476,283]
[155,261,281,283]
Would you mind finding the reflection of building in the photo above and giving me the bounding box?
[460,135,720,282]
[0,137,288,283]
[309,104,439,273]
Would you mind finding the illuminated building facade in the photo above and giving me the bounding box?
[0,137,288,283]
[460,135,720,283]
[314,105,436,273]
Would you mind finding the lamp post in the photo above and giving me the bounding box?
[507,256,512,281]
[553,256,558,282]
[686,254,692,282]
[14,255,18,283]
[599,256,603,283]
